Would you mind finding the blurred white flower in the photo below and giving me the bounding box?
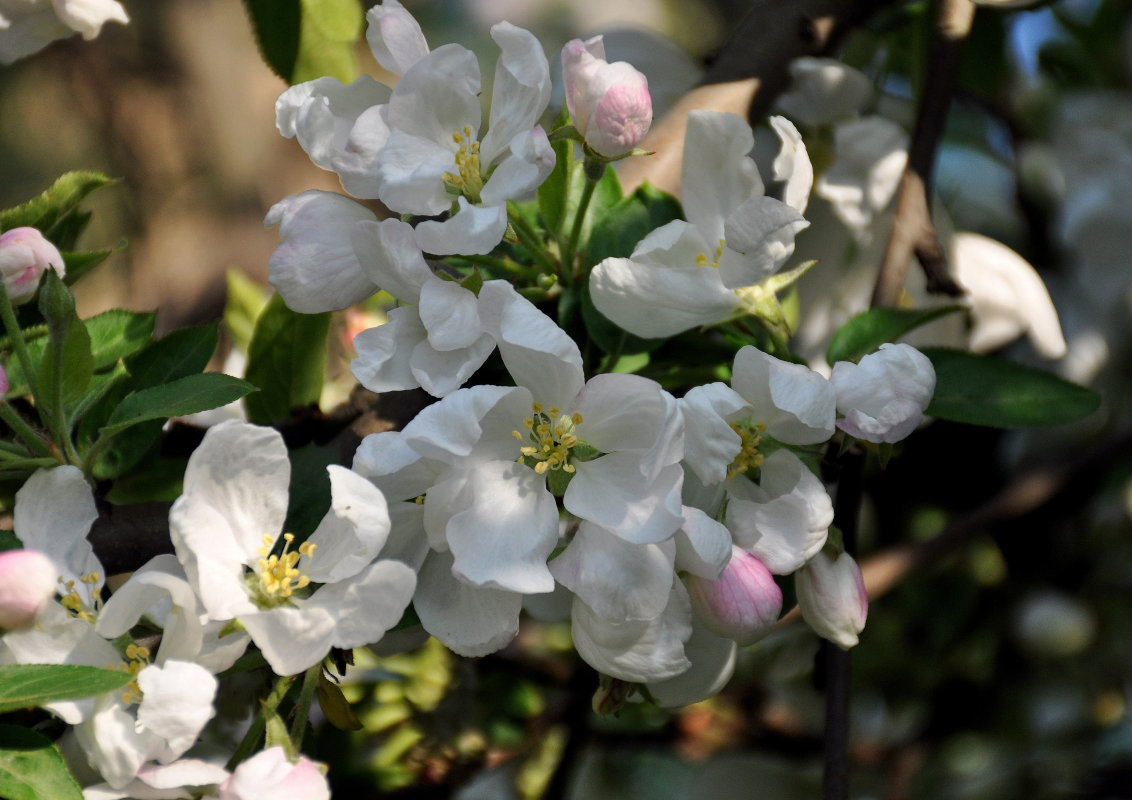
[0,0,127,64]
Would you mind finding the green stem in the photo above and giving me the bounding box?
[290,664,322,750]
[0,402,53,458]
[0,437,32,456]
[226,674,295,770]
[562,175,598,277]
[507,204,559,278]
[450,254,540,282]
[47,336,82,465]
[0,281,39,405]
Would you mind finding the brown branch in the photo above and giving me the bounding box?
[871,0,974,308]
[618,0,896,197]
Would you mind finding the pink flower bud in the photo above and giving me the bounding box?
[795,550,867,649]
[0,549,58,631]
[0,227,65,305]
[219,747,329,800]
[830,343,935,443]
[687,546,782,646]
[562,36,652,158]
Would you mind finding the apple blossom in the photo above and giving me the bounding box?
[795,549,868,649]
[0,0,128,64]
[214,747,329,800]
[830,343,935,443]
[815,116,908,240]
[774,57,874,129]
[0,226,65,304]
[562,35,652,158]
[686,545,782,645]
[0,549,57,630]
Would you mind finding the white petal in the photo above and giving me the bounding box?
[571,577,693,683]
[266,191,379,313]
[76,699,152,789]
[678,382,749,485]
[720,195,809,287]
[674,506,733,580]
[572,373,669,456]
[371,130,455,215]
[351,307,426,395]
[816,116,908,235]
[774,57,873,127]
[334,104,394,199]
[275,75,390,172]
[365,0,428,74]
[241,605,336,676]
[414,197,508,256]
[830,343,935,443]
[480,22,552,166]
[446,460,558,594]
[567,456,683,545]
[550,522,674,621]
[730,345,835,444]
[769,115,813,214]
[410,331,497,397]
[400,384,525,462]
[418,278,482,351]
[303,466,391,584]
[136,661,217,761]
[169,421,289,620]
[350,217,432,304]
[682,110,764,239]
[14,465,100,601]
[353,429,443,502]
[414,550,521,656]
[383,501,431,570]
[480,127,555,206]
[647,620,737,707]
[493,288,584,406]
[305,559,417,649]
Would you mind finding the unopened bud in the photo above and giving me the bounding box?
[219,746,329,800]
[830,343,935,443]
[562,36,652,159]
[795,550,867,649]
[0,549,58,631]
[0,227,65,305]
[687,546,782,646]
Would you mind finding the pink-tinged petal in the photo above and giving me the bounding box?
[681,111,765,238]
[831,343,935,443]
[730,345,835,444]
[275,75,390,172]
[0,227,65,304]
[414,550,521,657]
[303,466,391,584]
[351,306,426,395]
[567,456,683,545]
[686,546,782,645]
[493,288,584,406]
[418,278,481,350]
[305,559,416,649]
[0,550,57,631]
[589,254,738,339]
[241,605,337,676]
[647,620,737,707]
[719,195,809,288]
[674,506,733,580]
[446,460,558,594]
[365,0,428,75]
[796,550,868,649]
[14,465,101,602]
[769,115,813,215]
[266,191,379,313]
[550,521,674,621]
[679,382,749,485]
[562,36,651,157]
[481,22,551,165]
[169,422,290,620]
[414,197,508,256]
[350,217,432,304]
[219,747,328,800]
[571,577,693,683]
[136,661,217,761]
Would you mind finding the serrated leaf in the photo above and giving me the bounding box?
[0,172,115,238]
[62,246,118,286]
[85,310,156,369]
[126,323,219,391]
[105,457,188,505]
[317,672,363,731]
[923,347,1101,428]
[242,0,302,82]
[0,665,132,714]
[244,294,330,424]
[826,306,966,365]
[67,362,129,428]
[243,0,360,85]
[98,373,256,440]
[0,725,84,800]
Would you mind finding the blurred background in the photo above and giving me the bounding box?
[3,1,1132,798]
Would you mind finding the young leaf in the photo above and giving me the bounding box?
[538,116,574,240]
[923,347,1101,428]
[0,725,84,800]
[84,310,157,369]
[244,294,330,425]
[125,322,220,391]
[62,246,119,287]
[0,172,115,240]
[583,181,683,265]
[826,306,966,365]
[243,0,361,85]
[98,373,256,440]
[0,665,132,714]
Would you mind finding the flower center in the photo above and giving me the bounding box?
[251,533,317,608]
[513,401,584,476]
[441,125,486,204]
[116,642,152,705]
[695,238,726,269]
[727,421,767,479]
[58,572,101,623]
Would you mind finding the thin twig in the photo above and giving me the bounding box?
[871,0,974,308]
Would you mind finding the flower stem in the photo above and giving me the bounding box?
[0,281,39,405]
[226,673,295,770]
[449,254,540,283]
[47,334,82,465]
[290,663,322,751]
[0,402,53,458]
[507,203,560,280]
[562,175,598,278]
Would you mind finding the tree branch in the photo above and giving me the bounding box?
[871,0,974,308]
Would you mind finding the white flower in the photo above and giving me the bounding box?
[169,420,416,676]
[590,110,811,338]
[0,549,56,630]
[774,57,874,128]
[82,759,230,800]
[796,549,868,649]
[562,35,652,157]
[214,747,329,800]
[814,116,908,239]
[830,343,935,443]
[0,0,127,64]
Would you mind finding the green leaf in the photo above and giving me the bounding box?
[583,181,683,265]
[923,347,1102,428]
[0,172,115,241]
[62,246,119,287]
[126,322,219,391]
[0,531,21,552]
[0,725,83,800]
[67,362,129,428]
[284,443,337,538]
[244,294,330,424]
[826,306,966,365]
[224,270,270,353]
[105,457,188,505]
[243,0,361,85]
[538,109,574,240]
[36,272,93,410]
[242,0,301,82]
[0,665,132,714]
[99,373,256,440]
[85,310,157,369]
